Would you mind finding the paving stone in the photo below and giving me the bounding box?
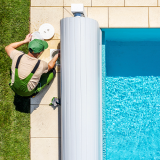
[31,0,63,6]
[92,0,124,7]
[125,0,157,6]
[30,7,63,40]
[31,105,61,137]
[149,7,160,27]
[31,138,61,160]
[109,7,148,28]
[88,7,108,28]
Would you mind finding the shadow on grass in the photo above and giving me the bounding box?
[13,93,30,113]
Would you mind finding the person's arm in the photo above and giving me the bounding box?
[48,51,60,71]
[5,34,32,57]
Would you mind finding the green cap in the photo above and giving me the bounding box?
[28,39,48,54]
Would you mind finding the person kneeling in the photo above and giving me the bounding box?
[5,34,60,97]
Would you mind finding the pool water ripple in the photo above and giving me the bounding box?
[103,76,160,160]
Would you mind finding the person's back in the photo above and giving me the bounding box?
[10,50,48,92]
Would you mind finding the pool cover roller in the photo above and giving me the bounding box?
[60,17,102,160]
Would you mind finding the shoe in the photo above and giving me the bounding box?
[49,97,61,106]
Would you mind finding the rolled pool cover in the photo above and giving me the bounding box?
[60,17,102,160]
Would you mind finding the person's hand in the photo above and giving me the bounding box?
[24,33,32,43]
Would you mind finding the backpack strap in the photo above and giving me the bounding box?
[31,60,41,74]
[15,54,24,69]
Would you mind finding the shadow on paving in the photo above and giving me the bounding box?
[14,93,30,113]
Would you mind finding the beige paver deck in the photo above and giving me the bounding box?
[31,138,61,160]
[31,104,61,137]
[30,7,63,40]
[149,7,160,27]
[109,7,148,28]
[31,0,63,6]
[125,0,157,6]
[30,1,160,160]
[88,7,108,28]
[92,0,124,6]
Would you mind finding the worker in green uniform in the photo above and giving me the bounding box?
[5,33,60,97]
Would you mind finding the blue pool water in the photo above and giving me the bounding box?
[101,29,160,160]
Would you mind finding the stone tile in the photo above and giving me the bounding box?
[64,0,91,7]
[30,7,63,40]
[31,105,61,137]
[64,7,88,18]
[92,0,124,6]
[31,0,63,6]
[109,7,148,28]
[149,7,160,27]
[125,0,157,6]
[31,138,61,160]
[31,73,61,105]
[39,40,60,63]
[64,7,74,18]
[88,7,108,28]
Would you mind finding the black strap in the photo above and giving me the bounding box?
[15,54,40,74]
[15,54,24,69]
[31,60,40,74]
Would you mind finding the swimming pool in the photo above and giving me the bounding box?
[102,29,160,160]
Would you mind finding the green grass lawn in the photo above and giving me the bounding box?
[0,0,30,159]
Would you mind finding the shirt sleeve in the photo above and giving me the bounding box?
[10,50,23,60]
[41,60,49,73]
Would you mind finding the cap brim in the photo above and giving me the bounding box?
[42,41,48,49]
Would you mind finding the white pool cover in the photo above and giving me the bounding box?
[60,17,102,160]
